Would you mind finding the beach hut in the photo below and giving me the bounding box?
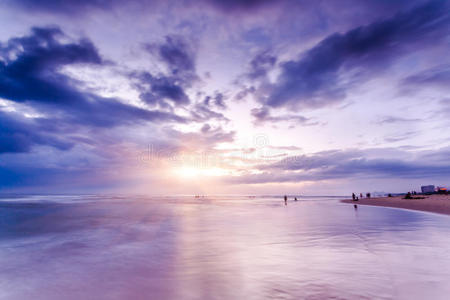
[421,185,435,194]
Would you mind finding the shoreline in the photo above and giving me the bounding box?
[341,194,450,216]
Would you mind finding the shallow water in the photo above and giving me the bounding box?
[1,195,450,300]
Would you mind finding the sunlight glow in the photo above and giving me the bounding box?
[174,167,229,178]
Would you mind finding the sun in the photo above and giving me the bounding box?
[175,167,200,178]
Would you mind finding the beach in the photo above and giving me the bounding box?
[342,194,450,215]
[2,195,450,299]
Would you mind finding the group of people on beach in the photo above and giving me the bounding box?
[284,195,298,205]
[352,192,371,201]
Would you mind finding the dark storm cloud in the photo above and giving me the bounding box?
[4,0,148,14]
[251,106,317,126]
[228,147,450,184]
[0,26,103,105]
[264,0,450,109]
[7,0,277,14]
[207,0,277,11]
[0,111,73,154]
[0,26,185,127]
[133,71,190,107]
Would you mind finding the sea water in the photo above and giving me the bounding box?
[1,195,450,300]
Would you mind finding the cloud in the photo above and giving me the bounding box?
[201,123,211,133]
[133,35,202,108]
[383,131,418,143]
[246,50,277,80]
[0,26,185,127]
[4,0,151,14]
[147,35,197,76]
[234,86,255,101]
[207,0,278,11]
[203,92,227,110]
[132,71,191,107]
[267,145,302,151]
[376,116,422,124]
[228,147,450,184]
[6,0,279,14]
[0,111,73,154]
[190,101,229,122]
[189,91,230,122]
[162,125,235,152]
[402,64,450,90]
[436,98,450,119]
[263,0,450,109]
[251,106,318,126]
[0,26,103,104]
[441,98,450,110]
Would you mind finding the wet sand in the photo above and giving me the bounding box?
[342,194,450,216]
[2,195,450,299]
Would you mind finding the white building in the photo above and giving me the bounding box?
[421,185,435,193]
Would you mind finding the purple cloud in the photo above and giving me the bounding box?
[0,26,186,127]
[203,92,227,110]
[0,111,73,154]
[228,147,450,184]
[402,64,450,90]
[246,51,277,80]
[251,106,317,126]
[7,0,279,14]
[152,35,196,75]
[264,0,450,109]
[133,71,191,107]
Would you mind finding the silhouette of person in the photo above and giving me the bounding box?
[294,197,298,201]
[352,193,356,200]
[284,195,287,205]
[360,193,363,199]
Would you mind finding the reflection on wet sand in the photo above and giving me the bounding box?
[1,195,450,299]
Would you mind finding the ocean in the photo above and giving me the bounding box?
[1,195,450,299]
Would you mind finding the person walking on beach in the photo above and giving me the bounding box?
[284,195,287,205]
[294,197,298,201]
[352,193,356,201]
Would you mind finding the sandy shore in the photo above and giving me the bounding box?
[342,194,450,216]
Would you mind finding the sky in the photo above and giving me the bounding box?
[0,0,449,195]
